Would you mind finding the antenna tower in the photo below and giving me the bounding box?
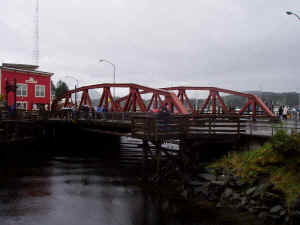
[33,0,39,66]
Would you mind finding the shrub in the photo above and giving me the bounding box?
[270,129,300,156]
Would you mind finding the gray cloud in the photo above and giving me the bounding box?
[1,0,300,93]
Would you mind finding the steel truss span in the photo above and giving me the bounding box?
[52,83,274,118]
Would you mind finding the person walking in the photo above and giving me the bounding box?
[283,105,288,120]
[278,105,283,120]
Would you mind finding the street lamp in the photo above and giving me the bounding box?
[65,76,79,107]
[99,59,116,98]
[286,11,300,115]
[286,11,300,20]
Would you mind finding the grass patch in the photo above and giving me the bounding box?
[210,130,300,206]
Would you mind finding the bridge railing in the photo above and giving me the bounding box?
[246,120,300,137]
[131,114,247,141]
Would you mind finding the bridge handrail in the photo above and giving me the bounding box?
[131,114,246,141]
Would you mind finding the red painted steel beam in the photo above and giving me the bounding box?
[183,91,194,112]
[162,86,274,117]
[163,86,252,98]
[53,83,188,114]
[239,99,252,115]
[199,93,212,114]
[52,83,274,117]
[253,95,273,117]
[135,90,147,112]
[216,92,229,113]
[146,94,155,111]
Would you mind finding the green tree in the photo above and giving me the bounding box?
[55,80,69,98]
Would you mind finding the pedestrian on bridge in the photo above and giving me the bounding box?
[279,105,283,120]
[157,103,171,132]
[102,106,108,120]
[283,105,288,120]
[96,106,103,119]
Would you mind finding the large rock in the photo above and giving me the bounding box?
[218,174,230,184]
[189,180,204,186]
[262,192,283,206]
[270,205,283,214]
[246,186,257,196]
[210,180,226,186]
[198,173,216,182]
[258,211,268,219]
[231,192,241,200]
[240,196,248,206]
[223,188,233,199]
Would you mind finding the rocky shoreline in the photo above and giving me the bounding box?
[145,163,300,225]
[189,168,300,225]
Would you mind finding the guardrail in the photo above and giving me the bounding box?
[131,114,247,141]
[246,120,300,137]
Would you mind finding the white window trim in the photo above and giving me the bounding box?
[35,85,45,98]
[16,83,28,97]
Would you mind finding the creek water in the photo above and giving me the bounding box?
[0,135,257,225]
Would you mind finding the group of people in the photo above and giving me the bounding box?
[278,105,294,120]
[60,104,109,120]
[151,103,171,131]
[96,105,108,119]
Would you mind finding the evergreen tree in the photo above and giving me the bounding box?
[55,80,69,98]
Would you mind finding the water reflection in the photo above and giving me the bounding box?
[0,146,160,225]
[0,136,259,225]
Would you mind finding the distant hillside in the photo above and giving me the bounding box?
[223,91,300,107]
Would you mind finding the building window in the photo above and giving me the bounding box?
[16,83,28,97]
[16,101,27,110]
[35,85,45,98]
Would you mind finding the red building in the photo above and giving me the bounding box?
[0,63,53,111]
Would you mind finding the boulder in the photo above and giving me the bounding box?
[246,186,257,196]
[262,192,282,206]
[223,188,233,199]
[189,180,204,186]
[217,174,230,184]
[210,180,226,186]
[181,189,188,199]
[240,197,248,206]
[198,173,216,182]
[270,205,283,214]
[232,192,241,200]
[258,211,268,219]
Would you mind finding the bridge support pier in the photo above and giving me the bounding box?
[154,141,162,175]
[142,140,150,174]
[179,140,192,174]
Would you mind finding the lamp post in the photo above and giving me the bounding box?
[99,59,116,98]
[286,11,300,20]
[286,11,300,118]
[65,76,79,107]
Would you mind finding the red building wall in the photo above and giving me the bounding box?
[0,68,52,110]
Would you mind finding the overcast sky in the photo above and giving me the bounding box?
[1,0,300,93]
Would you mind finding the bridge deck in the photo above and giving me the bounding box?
[1,112,299,144]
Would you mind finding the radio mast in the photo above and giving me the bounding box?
[33,0,39,66]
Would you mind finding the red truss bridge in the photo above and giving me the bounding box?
[51,83,274,119]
